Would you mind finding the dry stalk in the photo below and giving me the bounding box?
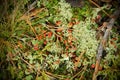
[71,65,88,80]
[79,65,88,80]
[89,0,112,18]
[92,8,120,80]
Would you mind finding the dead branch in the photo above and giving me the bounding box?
[89,0,112,18]
[70,65,88,80]
[92,8,120,80]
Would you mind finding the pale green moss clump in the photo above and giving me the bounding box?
[73,18,99,61]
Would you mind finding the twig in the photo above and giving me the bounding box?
[45,71,65,79]
[19,49,64,79]
[89,0,112,18]
[70,68,83,80]
[78,51,85,61]
[17,7,45,40]
[21,57,64,79]
[26,19,38,39]
[25,0,38,15]
[18,8,44,21]
[74,51,85,69]
[92,8,120,80]
[70,65,88,80]
[20,57,35,69]
[79,65,88,80]
[45,24,63,38]
[12,36,32,47]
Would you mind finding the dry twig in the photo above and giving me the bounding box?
[70,65,88,80]
[89,0,112,18]
[92,8,120,80]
